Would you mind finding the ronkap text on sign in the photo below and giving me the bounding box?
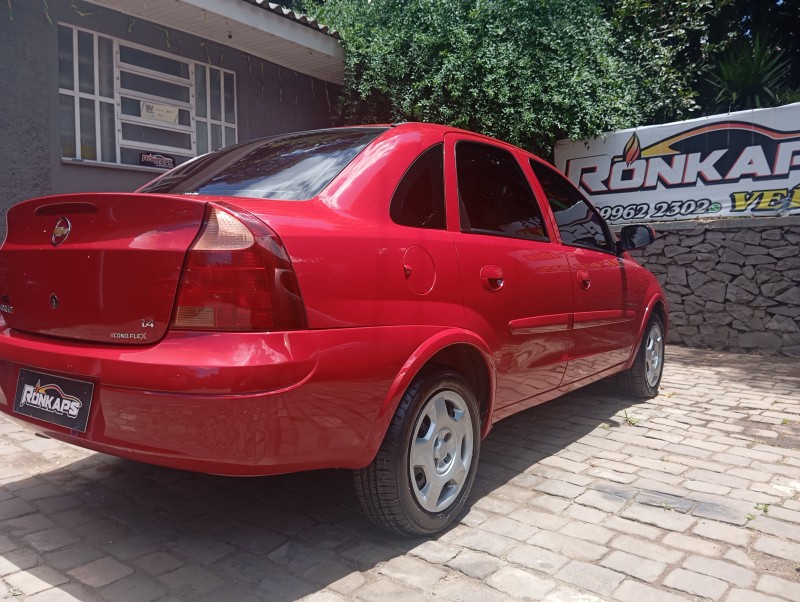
[554,103,800,223]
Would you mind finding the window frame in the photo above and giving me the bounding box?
[389,143,447,230]
[58,23,238,170]
[528,158,616,255]
[455,140,550,243]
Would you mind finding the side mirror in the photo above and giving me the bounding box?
[618,224,655,252]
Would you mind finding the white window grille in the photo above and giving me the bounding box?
[58,24,237,169]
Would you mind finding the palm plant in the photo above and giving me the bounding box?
[707,33,791,111]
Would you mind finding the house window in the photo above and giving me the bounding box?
[58,24,237,169]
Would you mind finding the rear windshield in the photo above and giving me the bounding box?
[139,128,387,200]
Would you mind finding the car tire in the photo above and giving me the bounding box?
[354,367,480,536]
[619,314,665,399]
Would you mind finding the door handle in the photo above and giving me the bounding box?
[480,265,504,291]
[577,269,591,290]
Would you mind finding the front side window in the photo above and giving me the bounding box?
[529,160,613,253]
[390,144,445,229]
[456,141,547,241]
[58,24,237,169]
[140,128,387,200]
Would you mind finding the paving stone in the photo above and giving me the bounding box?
[4,567,69,596]
[302,560,366,595]
[756,574,800,600]
[693,519,752,547]
[689,492,754,526]
[662,567,728,599]
[506,544,569,575]
[574,489,627,513]
[407,540,459,564]
[600,550,666,582]
[452,529,516,556]
[158,564,225,597]
[481,516,538,541]
[621,503,696,532]
[559,520,615,545]
[603,516,663,540]
[68,556,134,587]
[528,530,608,562]
[564,502,608,524]
[0,547,41,577]
[753,535,800,562]
[749,515,800,542]
[134,551,184,576]
[544,585,604,602]
[433,575,510,602]
[533,479,585,499]
[378,555,448,590]
[508,508,570,531]
[554,560,624,596]
[486,566,555,600]
[662,532,726,557]
[609,534,684,564]
[43,542,106,571]
[726,590,784,602]
[446,550,504,579]
[612,580,688,602]
[682,555,756,587]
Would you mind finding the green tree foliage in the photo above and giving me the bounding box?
[707,34,791,111]
[295,0,704,155]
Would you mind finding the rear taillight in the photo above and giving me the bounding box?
[171,203,307,332]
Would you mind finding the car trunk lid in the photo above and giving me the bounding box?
[0,192,206,345]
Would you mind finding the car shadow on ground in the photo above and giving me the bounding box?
[1,372,657,601]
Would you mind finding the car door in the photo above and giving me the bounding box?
[445,134,573,418]
[528,159,638,384]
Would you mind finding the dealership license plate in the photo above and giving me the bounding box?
[12,368,94,432]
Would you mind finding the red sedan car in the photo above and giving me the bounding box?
[0,123,666,535]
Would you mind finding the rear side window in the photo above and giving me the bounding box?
[139,128,387,200]
[456,141,547,241]
[529,160,613,253]
[390,144,445,229]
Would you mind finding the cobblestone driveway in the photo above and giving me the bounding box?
[1,346,799,601]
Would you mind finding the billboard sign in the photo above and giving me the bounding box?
[554,103,800,223]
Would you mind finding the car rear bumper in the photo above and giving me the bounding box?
[0,325,431,476]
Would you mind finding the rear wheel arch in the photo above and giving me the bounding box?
[425,344,493,436]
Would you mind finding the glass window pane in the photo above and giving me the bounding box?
[224,127,236,147]
[196,65,207,118]
[78,31,94,95]
[119,45,190,79]
[120,71,190,103]
[100,102,116,163]
[58,25,74,91]
[79,98,97,160]
[456,142,546,241]
[121,122,192,150]
[211,124,222,151]
[140,128,387,200]
[390,144,445,229]
[197,121,208,155]
[224,72,235,123]
[210,68,221,121]
[60,94,76,158]
[529,160,610,251]
[98,37,113,98]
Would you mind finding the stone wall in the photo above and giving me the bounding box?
[628,215,800,358]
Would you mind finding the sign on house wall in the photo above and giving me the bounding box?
[554,103,800,223]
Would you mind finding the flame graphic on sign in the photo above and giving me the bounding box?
[623,133,641,165]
